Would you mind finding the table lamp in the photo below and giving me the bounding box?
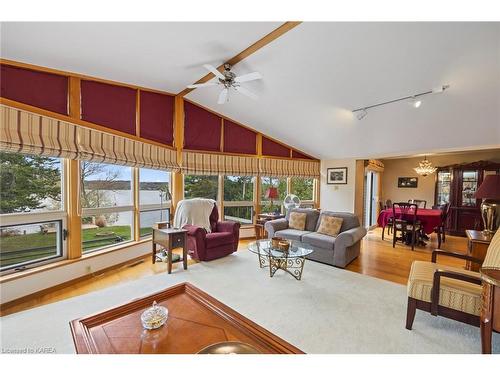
[264,187,279,213]
[475,175,500,237]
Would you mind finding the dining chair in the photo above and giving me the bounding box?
[381,199,394,240]
[392,202,421,251]
[408,199,427,209]
[433,203,450,249]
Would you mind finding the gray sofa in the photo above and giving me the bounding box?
[264,208,367,268]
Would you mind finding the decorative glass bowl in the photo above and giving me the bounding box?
[141,301,168,330]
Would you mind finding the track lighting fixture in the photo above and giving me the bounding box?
[352,84,449,120]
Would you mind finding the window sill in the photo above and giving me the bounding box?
[0,238,152,284]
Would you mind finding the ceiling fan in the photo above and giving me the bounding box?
[187,63,262,104]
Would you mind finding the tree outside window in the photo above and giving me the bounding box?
[184,175,218,200]
[291,177,314,201]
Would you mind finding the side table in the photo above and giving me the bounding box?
[466,230,491,271]
[256,213,285,239]
[152,227,188,274]
[479,268,500,354]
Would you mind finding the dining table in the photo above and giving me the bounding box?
[377,207,443,235]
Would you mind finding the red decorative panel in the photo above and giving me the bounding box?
[262,137,290,158]
[292,150,314,160]
[0,64,68,114]
[81,80,137,135]
[223,120,257,155]
[140,91,174,145]
[184,101,221,152]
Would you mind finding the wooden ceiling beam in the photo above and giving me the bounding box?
[177,21,301,97]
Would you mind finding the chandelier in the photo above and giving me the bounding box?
[413,156,437,177]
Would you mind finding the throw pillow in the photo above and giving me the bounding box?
[288,212,307,231]
[317,216,343,237]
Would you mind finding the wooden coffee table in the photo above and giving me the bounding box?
[70,282,303,354]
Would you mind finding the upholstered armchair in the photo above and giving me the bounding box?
[405,230,500,330]
[183,204,240,261]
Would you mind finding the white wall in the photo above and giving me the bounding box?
[0,241,151,304]
[320,159,357,212]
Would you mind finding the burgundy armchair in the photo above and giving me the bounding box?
[183,204,240,261]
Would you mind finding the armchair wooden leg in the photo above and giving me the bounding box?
[442,228,446,243]
[406,297,417,330]
[411,229,416,251]
[382,225,385,240]
[481,319,493,354]
[392,225,397,248]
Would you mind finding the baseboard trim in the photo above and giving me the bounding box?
[0,253,150,316]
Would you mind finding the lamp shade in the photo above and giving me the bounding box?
[265,187,279,199]
[475,175,500,199]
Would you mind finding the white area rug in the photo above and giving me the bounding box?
[1,250,499,354]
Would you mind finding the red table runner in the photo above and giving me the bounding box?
[377,208,442,234]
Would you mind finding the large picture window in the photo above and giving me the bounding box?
[223,176,254,225]
[0,152,66,273]
[139,168,171,238]
[80,162,133,253]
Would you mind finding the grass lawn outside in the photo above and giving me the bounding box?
[1,225,153,268]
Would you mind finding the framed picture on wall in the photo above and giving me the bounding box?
[327,167,348,184]
[398,177,418,188]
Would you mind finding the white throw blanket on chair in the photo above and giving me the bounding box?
[173,198,216,233]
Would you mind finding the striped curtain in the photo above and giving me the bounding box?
[0,105,79,159]
[181,151,259,176]
[0,105,178,171]
[77,127,178,170]
[259,157,320,178]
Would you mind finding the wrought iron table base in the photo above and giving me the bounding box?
[257,252,307,281]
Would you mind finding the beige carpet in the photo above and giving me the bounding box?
[1,250,498,354]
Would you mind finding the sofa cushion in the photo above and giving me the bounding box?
[289,212,307,231]
[315,211,360,232]
[407,261,482,316]
[205,232,234,248]
[302,232,336,250]
[285,208,320,232]
[275,229,310,241]
[317,215,343,237]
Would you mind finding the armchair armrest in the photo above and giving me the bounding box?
[183,224,207,238]
[264,218,288,238]
[216,220,241,233]
[431,269,482,316]
[431,249,483,265]
[335,226,367,249]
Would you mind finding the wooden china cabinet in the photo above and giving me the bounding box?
[435,161,500,237]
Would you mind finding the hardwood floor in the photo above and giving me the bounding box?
[0,228,469,317]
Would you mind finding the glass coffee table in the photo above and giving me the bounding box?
[248,239,314,280]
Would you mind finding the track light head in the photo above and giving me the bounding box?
[356,109,368,120]
[411,97,422,108]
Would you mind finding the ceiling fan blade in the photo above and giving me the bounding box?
[203,64,225,80]
[234,86,258,100]
[217,88,229,104]
[234,72,262,83]
[187,82,218,89]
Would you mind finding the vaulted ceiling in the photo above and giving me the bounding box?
[1,22,499,160]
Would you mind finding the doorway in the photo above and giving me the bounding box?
[364,170,380,229]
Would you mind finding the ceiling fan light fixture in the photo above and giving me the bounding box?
[188,63,261,104]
